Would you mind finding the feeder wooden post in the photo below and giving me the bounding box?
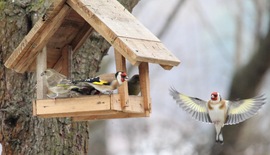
[60,45,72,78]
[139,62,151,115]
[114,49,129,109]
[36,47,48,100]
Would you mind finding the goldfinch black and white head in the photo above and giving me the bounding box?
[116,71,128,85]
[73,71,129,94]
[211,92,221,102]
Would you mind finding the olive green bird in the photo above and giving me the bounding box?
[128,74,140,95]
[41,69,78,98]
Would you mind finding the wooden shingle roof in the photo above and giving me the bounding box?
[5,0,180,73]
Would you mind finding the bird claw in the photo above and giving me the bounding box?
[69,91,80,98]
[215,140,224,145]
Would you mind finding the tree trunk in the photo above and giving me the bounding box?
[0,0,138,154]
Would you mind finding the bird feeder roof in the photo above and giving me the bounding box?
[4,0,180,73]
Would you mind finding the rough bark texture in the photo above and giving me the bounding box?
[0,0,138,154]
[211,10,270,155]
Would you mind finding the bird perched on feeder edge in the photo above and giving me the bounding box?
[72,71,128,94]
[128,74,140,95]
[169,87,266,144]
[41,69,78,98]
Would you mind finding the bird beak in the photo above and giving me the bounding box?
[120,74,128,82]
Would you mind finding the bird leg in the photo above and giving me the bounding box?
[47,93,58,99]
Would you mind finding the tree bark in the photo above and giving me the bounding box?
[0,0,138,154]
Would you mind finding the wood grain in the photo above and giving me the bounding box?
[72,112,149,121]
[114,50,129,109]
[67,0,180,69]
[34,94,145,118]
[139,62,151,114]
[36,47,47,99]
[4,0,67,71]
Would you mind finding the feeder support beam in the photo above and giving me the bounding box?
[114,50,129,110]
[139,62,151,115]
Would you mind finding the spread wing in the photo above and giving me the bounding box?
[169,87,212,123]
[225,94,266,125]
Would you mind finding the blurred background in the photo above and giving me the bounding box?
[89,0,270,155]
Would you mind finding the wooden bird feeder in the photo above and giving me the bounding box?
[4,0,180,121]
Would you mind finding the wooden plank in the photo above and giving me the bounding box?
[40,111,119,118]
[114,37,180,69]
[114,50,129,109]
[4,0,66,71]
[110,94,144,113]
[67,0,159,42]
[35,95,145,118]
[110,93,121,111]
[61,46,69,77]
[36,95,112,116]
[27,11,90,72]
[66,0,180,68]
[15,5,72,73]
[46,18,85,49]
[71,23,94,52]
[33,100,37,116]
[64,8,85,22]
[159,64,174,70]
[72,112,149,121]
[52,46,71,77]
[128,95,145,113]
[139,62,151,114]
[36,47,47,99]
[52,55,63,73]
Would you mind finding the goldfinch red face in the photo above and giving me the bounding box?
[211,92,219,101]
[115,71,128,84]
[120,72,128,82]
[116,72,128,82]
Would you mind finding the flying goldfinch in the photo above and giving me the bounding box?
[73,71,128,94]
[128,74,140,95]
[169,87,266,144]
[41,69,78,98]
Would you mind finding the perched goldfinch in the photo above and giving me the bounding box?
[169,87,266,144]
[128,74,140,95]
[41,69,78,98]
[73,71,128,94]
